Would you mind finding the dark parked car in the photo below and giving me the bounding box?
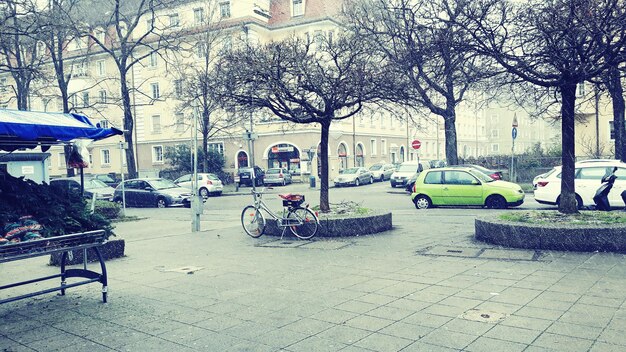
[237,166,265,187]
[93,173,121,188]
[50,177,115,201]
[113,178,192,208]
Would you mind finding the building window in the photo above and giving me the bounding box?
[610,121,615,140]
[292,0,304,16]
[149,52,158,67]
[491,129,499,138]
[95,30,105,43]
[70,94,78,107]
[577,82,586,97]
[169,13,180,27]
[58,152,65,168]
[73,61,87,77]
[491,144,499,153]
[194,8,204,25]
[96,60,105,76]
[220,2,231,19]
[152,145,164,163]
[0,77,6,92]
[98,90,107,104]
[173,79,183,98]
[208,142,224,155]
[82,92,90,107]
[151,115,161,134]
[370,139,377,155]
[101,149,110,165]
[151,83,160,99]
[313,30,323,47]
[175,113,185,132]
[381,139,387,155]
[195,42,206,58]
[99,119,109,129]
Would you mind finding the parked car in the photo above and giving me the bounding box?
[236,166,265,187]
[174,173,223,197]
[93,173,121,188]
[264,168,292,186]
[390,160,431,188]
[50,177,115,201]
[454,164,504,180]
[369,163,395,182]
[411,167,525,209]
[113,178,192,208]
[534,160,626,208]
[334,167,373,187]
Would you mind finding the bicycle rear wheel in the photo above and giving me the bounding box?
[288,207,319,239]
[241,205,266,238]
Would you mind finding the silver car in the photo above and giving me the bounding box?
[334,167,374,187]
[369,163,395,182]
[174,173,224,197]
[264,168,293,186]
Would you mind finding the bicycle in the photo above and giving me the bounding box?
[241,188,319,240]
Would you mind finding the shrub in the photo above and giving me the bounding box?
[94,201,121,219]
[0,174,114,239]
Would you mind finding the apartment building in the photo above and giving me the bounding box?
[0,0,569,181]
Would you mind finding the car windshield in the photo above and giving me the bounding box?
[369,165,382,171]
[398,164,418,172]
[266,169,281,174]
[85,179,109,189]
[342,168,360,174]
[98,175,115,182]
[469,170,494,182]
[149,179,178,190]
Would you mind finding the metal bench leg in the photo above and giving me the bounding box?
[94,247,108,303]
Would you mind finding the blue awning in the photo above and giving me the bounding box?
[0,109,123,151]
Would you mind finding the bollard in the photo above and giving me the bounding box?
[309,176,316,188]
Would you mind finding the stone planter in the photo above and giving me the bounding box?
[49,238,125,266]
[475,215,626,253]
[265,212,392,237]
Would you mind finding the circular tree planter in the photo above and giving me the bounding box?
[475,214,626,253]
[265,212,392,238]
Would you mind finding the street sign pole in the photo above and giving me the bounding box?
[511,114,519,182]
[119,141,127,217]
[191,107,201,232]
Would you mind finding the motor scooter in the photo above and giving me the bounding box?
[593,167,618,211]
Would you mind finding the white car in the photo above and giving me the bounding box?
[390,160,431,188]
[174,173,224,197]
[334,167,373,187]
[533,160,626,208]
[369,163,395,182]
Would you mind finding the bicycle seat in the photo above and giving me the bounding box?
[279,193,303,201]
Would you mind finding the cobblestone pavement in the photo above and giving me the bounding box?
[2,199,626,351]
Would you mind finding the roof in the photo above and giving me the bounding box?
[0,109,122,152]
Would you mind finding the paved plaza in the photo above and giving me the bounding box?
[2,184,626,351]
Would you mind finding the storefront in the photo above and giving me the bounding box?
[237,150,249,168]
[338,143,348,169]
[355,143,364,167]
[267,143,300,172]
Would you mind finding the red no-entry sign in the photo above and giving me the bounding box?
[412,140,422,149]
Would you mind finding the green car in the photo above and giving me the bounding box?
[410,167,525,209]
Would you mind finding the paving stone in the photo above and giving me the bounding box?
[365,305,414,321]
[425,246,483,258]
[532,332,594,352]
[479,249,536,261]
[597,328,626,346]
[310,308,359,324]
[515,306,566,321]
[441,318,495,336]
[464,336,527,352]
[344,315,394,332]
[284,335,348,352]
[353,332,413,351]
[546,321,603,340]
[419,329,477,350]
[283,318,335,336]
[379,321,433,340]
[484,324,543,344]
[334,300,378,314]
[298,241,351,250]
[315,325,372,345]
[401,341,459,352]
[401,312,453,328]
[192,314,245,331]
[354,293,398,306]
[589,341,626,352]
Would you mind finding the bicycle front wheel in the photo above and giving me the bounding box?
[288,207,319,240]
[241,205,266,238]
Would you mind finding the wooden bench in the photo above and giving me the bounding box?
[0,230,109,304]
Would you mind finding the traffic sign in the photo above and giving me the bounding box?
[512,127,518,140]
[411,140,422,150]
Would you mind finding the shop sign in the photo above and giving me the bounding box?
[338,152,347,157]
[271,146,294,153]
[290,158,300,163]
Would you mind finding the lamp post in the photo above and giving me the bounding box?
[511,113,518,182]
[191,107,201,232]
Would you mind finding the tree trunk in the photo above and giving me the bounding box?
[319,120,331,212]
[120,71,137,179]
[443,108,458,165]
[607,66,626,162]
[558,83,578,214]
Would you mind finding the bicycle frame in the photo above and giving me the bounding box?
[250,189,313,238]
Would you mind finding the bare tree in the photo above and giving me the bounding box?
[602,65,625,161]
[82,0,183,178]
[171,1,243,173]
[217,34,396,212]
[345,0,495,165]
[0,0,43,110]
[459,0,626,213]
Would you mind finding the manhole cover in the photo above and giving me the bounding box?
[164,266,204,274]
[424,246,483,258]
[479,249,536,261]
[460,309,507,323]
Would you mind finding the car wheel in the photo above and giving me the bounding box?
[216,191,222,196]
[370,177,374,184]
[199,188,209,198]
[380,175,384,182]
[485,195,507,209]
[156,197,167,208]
[414,195,432,209]
[282,180,286,186]
[355,179,360,186]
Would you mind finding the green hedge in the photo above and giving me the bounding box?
[0,174,114,239]
[94,200,121,219]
